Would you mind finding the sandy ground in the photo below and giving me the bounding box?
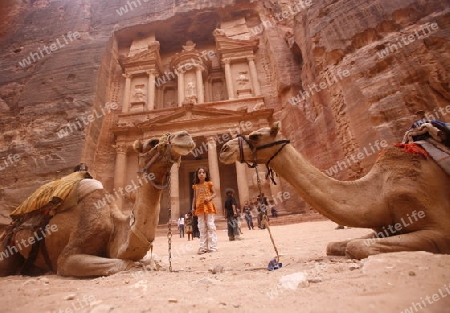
[0,218,449,313]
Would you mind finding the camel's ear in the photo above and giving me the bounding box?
[270,121,281,136]
[141,138,160,152]
[132,140,143,152]
[148,138,160,148]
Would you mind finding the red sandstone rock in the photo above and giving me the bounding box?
[0,0,448,224]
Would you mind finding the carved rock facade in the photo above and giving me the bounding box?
[0,0,448,224]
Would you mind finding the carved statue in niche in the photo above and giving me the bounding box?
[164,89,177,108]
[182,40,196,52]
[236,71,250,88]
[184,80,198,104]
[236,71,252,98]
[133,84,146,102]
[186,80,196,97]
[212,81,225,101]
[213,90,224,101]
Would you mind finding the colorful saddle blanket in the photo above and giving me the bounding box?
[10,171,92,218]
[402,120,450,175]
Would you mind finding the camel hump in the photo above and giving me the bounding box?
[10,171,92,218]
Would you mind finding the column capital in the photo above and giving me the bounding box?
[206,136,217,145]
[122,73,132,79]
[113,143,127,154]
[247,56,255,62]
[223,58,231,65]
[147,69,158,76]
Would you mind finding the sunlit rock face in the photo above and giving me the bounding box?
[0,0,448,220]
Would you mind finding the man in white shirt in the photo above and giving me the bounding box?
[177,216,185,238]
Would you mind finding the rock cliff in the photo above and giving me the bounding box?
[0,0,448,221]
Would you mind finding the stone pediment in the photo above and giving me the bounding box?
[120,42,162,73]
[138,105,248,128]
[213,28,259,55]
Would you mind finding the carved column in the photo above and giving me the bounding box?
[170,164,181,219]
[248,56,261,96]
[114,143,127,210]
[147,70,156,111]
[195,67,204,103]
[177,72,185,106]
[208,79,213,101]
[207,136,223,212]
[235,162,249,205]
[204,79,210,102]
[158,87,164,109]
[223,58,234,100]
[122,74,132,113]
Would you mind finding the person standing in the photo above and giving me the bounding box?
[256,197,267,229]
[177,215,185,238]
[192,213,200,238]
[243,200,254,230]
[185,212,193,241]
[192,167,218,254]
[236,207,243,235]
[224,189,240,241]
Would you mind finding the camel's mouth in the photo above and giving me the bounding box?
[219,142,238,164]
[167,131,196,156]
[172,141,196,156]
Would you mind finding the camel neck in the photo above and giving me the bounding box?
[116,172,165,260]
[270,144,382,227]
[133,181,162,239]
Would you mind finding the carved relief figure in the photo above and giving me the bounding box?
[133,84,146,102]
[182,40,196,52]
[186,81,196,97]
[212,81,225,101]
[164,89,177,108]
[236,71,250,88]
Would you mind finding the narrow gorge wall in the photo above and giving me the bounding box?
[277,0,450,211]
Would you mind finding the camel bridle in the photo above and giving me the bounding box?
[236,133,289,266]
[137,133,178,190]
[237,134,290,184]
[136,133,179,271]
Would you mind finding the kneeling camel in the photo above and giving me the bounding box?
[219,122,450,259]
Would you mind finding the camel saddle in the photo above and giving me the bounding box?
[10,171,93,219]
[402,120,450,175]
[1,171,96,274]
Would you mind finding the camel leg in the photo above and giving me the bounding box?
[0,244,25,276]
[55,220,140,277]
[57,253,139,277]
[327,232,376,256]
[345,231,443,259]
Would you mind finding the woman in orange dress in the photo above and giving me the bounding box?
[191,167,218,254]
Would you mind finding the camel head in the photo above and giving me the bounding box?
[219,121,286,165]
[133,130,195,175]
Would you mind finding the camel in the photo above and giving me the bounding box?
[0,130,195,277]
[219,122,450,259]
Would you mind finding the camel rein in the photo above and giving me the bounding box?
[136,134,176,271]
[237,134,290,184]
[237,134,286,266]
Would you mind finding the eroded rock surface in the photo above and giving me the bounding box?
[0,0,448,220]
